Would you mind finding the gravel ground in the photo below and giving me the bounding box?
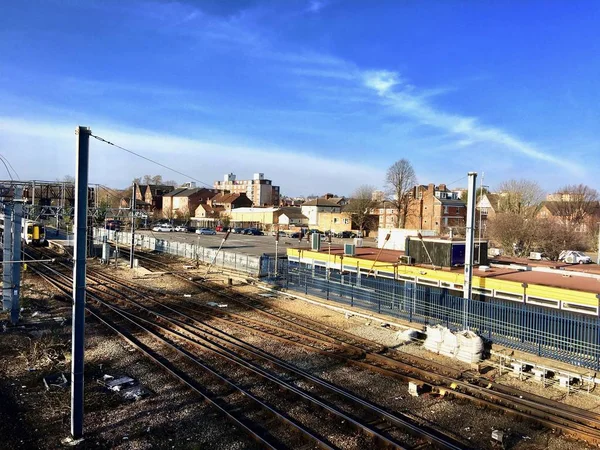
[3,254,597,450]
[0,270,260,450]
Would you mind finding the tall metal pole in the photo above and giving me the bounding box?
[130,183,135,269]
[463,172,477,330]
[2,204,13,312]
[10,187,23,325]
[477,172,484,264]
[71,126,90,440]
[597,222,600,265]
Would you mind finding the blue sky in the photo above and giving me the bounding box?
[0,1,598,196]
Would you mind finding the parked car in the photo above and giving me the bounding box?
[231,227,244,234]
[334,231,356,239]
[243,228,264,236]
[105,220,122,231]
[152,224,174,232]
[216,225,230,232]
[271,230,287,237]
[175,225,189,232]
[196,228,216,235]
[290,232,300,239]
[558,250,592,264]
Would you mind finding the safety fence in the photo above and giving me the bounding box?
[265,259,600,371]
[93,228,262,276]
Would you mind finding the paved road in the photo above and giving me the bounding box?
[135,230,376,257]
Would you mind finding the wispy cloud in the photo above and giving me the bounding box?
[361,70,584,174]
[0,116,385,194]
[307,1,327,13]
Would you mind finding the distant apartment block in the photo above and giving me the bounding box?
[214,173,280,207]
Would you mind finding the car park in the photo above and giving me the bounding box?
[152,224,174,232]
[196,228,216,235]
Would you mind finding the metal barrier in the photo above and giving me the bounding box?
[269,259,600,370]
[93,228,262,276]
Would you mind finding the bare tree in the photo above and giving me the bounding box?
[175,205,191,223]
[345,185,377,234]
[547,184,599,229]
[534,219,588,260]
[487,212,536,257]
[385,159,417,227]
[163,179,178,187]
[496,179,544,218]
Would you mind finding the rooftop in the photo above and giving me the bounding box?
[294,246,600,295]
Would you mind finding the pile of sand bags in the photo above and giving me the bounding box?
[424,325,483,363]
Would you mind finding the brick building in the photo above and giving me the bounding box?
[404,183,466,234]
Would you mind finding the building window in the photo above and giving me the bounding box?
[333,218,339,224]
[443,206,448,214]
[343,218,349,224]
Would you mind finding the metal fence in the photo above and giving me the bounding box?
[93,228,262,276]
[268,259,600,370]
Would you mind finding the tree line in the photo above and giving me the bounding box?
[344,162,599,259]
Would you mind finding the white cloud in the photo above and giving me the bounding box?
[363,70,403,95]
[307,1,326,13]
[362,69,584,174]
[0,116,384,195]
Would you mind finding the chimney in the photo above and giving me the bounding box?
[428,183,435,193]
[438,184,447,191]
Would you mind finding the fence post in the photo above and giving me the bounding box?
[304,268,308,295]
[326,276,329,300]
[596,314,600,371]
[350,277,354,307]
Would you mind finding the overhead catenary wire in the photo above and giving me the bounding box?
[90,134,212,189]
[0,156,14,181]
[0,154,20,180]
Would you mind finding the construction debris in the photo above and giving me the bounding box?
[43,373,69,390]
[98,374,149,401]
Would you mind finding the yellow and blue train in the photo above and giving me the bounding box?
[0,218,46,246]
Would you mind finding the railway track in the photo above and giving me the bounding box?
[25,248,467,450]
[97,246,600,447]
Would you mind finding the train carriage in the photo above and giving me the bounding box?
[0,218,47,246]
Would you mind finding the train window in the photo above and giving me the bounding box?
[377,271,395,279]
[527,296,560,309]
[472,287,493,296]
[417,277,440,287]
[495,290,524,302]
[397,274,416,282]
[562,302,599,316]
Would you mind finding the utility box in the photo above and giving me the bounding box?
[405,237,488,267]
[311,233,321,251]
[101,242,111,264]
[344,243,356,256]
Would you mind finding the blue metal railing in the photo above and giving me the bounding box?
[263,257,600,370]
